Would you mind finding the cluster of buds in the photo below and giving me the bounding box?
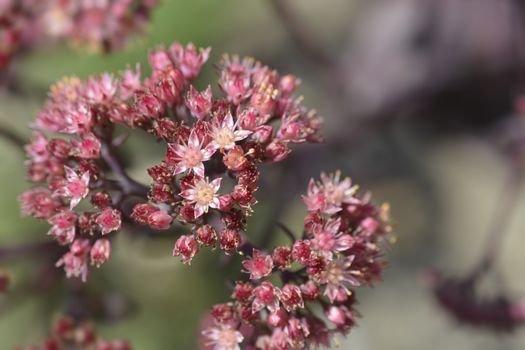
[202,172,393,350]
[14,315,131,350]
[0,0,157,71]
[19,41,322,281]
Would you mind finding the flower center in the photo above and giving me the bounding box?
[67,180,87,197]
[195,183,215,206]
[182,147,203,167]
[316,232,335,251]
[214,127,235,147]
[326,186,345,204]
[326,263,344,285]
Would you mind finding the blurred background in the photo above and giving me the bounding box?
[2,0,525,348]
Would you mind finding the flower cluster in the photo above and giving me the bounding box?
[0,0,157,71]
[14,315,131,350]
[19,42,322,281]
[202,172,393,349]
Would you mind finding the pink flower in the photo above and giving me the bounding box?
[56,251,88,282]
[209,112,251,151]
[310,218,354,259]
[131,203,159,225]
[149,49,172,70]
[85,73,117,104]
[56,166,90,209]
[302,171,357,214]
[302,179,325,213]
[186,85,212,120]
[278,284,304,312]
[218,55,254,105]
[284,317,310,343]
[169,42,211,80]
[25,132,49,162]
[325,305,354,327]
[321,172,356,206]
[19,188,62,220]
[319,256,361,303]
[90,239,111,267]
[47,210,77,245]
[95,208,122,235]
[180,177,221,218]
[56,239,91,282]
[172,235,199,264]
[242,249,273,280]
[267,308,288,328]
[272,246,292,270]
[62,103,94,134]
[195,225,217,246]
[70,133,101,159]
[167,130,215,178]
[291,240,311,265]
[120,64,142,100]
[252,281,280,313]
[202,324,243,350]
[219,229,241,253]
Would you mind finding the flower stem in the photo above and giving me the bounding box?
[100,142,149,197]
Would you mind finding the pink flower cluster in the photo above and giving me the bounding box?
[14,315,131,350]
[18,41,393,348]
[202,172,392,350]
[0,0,157,71]
[19,42,322,281]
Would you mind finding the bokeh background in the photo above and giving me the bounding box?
[2,0,525,348]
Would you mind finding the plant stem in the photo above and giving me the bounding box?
[100,142,149,197]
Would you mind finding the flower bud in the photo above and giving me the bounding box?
[172,235,199,264]
[91,192,112,209]
[90,239,111,267]
[219,229,241,253]
[147,210,173,230]
[131,203,159,225]
[267,308,288,328]
[195,225,217,246]
[96,208,122,235]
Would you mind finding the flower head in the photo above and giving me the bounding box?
[202,324,243,350]
[173,235,199,264]
[209,112,252,151]
[170,42,211,80]
[242,249,273,280]
[90,239,111,268]
[55,166,90,209]
[186,85,213,120]
[303,171,357,214]
[95,208,122,235]
[180,177,221,218]
[319,256,361,303]
[310,218,354,259]
[167,130,215,178]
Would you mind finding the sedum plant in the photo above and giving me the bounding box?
[17,41,393,349]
